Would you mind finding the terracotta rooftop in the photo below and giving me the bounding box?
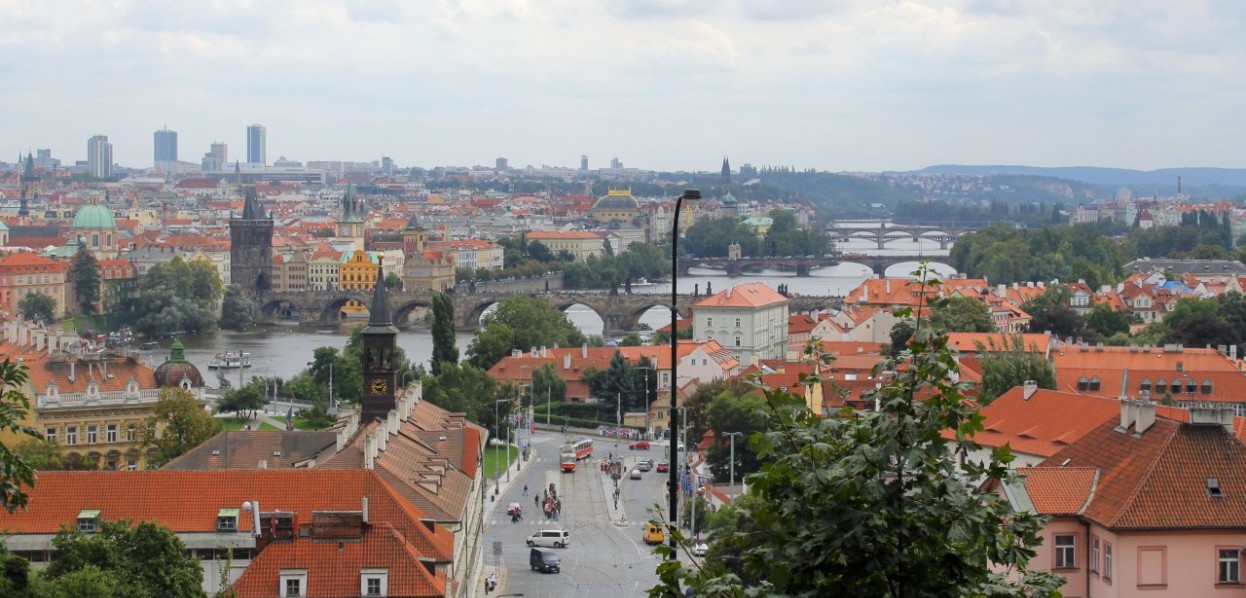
[1016,467,1098,515]
[949,387,1122,457]
[692,282,788,309]
[163,431,338,470]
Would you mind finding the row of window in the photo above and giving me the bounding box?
[1055,534,1240,585]
[280,571,388,597]
[47,423,138,446]
[1137,379,1213,395]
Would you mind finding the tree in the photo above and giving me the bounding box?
[216,384,266,420]
[17,292,55,324]
[71,244,101,315]
[465,296,585,370]
[140,387,218,467]
[887,319,914,357]
[44,519,206,597]
[0,359,40,511]
[1159,297,1229,348]
[431,293,459,375]
[300,398,336,430]
[11,437,99,471]
[531,363,567,404]
[1085,303,1131,339]
[703,391,766,481]
[929,295,995,333]
[129,257,223,337]
[422,363,509,436]
[650,268,1063,597]
[975,335,1058,404]
[1022,286,1087,339]
[218,285,254,330]
[384,271,402,290]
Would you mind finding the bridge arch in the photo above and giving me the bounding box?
[459,299,503,331]
[392,299,433,327]
[316,292,372,326]
[256,298,302,323]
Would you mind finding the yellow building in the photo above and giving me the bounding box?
[338,249,380,318]
[524,231,608,262]
[0,251,70,320]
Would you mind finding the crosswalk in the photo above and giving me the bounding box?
[487,518,638,527]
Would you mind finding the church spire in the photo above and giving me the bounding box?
[241,186,266,220]
[361,252,399,422]
[720,156,731,187]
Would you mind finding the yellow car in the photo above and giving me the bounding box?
[643,521,665,545]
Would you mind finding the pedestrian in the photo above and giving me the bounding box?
[523,484,528,496]
[535,495,540,508]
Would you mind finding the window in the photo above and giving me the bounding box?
[45,427,57,444]
[1140,379,1152,394]
[279,570,307,598]
[1187,380,1198,394]
[77,509,99,533]
[1170,381,1181,394]
[1104,543,1113,580]
[361,569,388,596]
[285,578,301,597]
[66,426,77,446]
[1089,376,1101,392]
[127,424,136,442]
[1220,549,1241,584]
[1155,379,1166,396]
[734,336,741,347]
[1090,536,1100,573]
[87,425,98,444]
[706,318,712,327]
[1203,379,1214,395]
[1054,535,1076,569]
[366,578,382,595]
[106,424,117,443]
[1077,376,1089,392]
[734,317,741,327]
[218,508,239,532]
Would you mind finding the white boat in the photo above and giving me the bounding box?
[208,351,253,369]
[632,277,656,287]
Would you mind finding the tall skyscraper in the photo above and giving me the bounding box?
[153,127,178,168]
[246,124,266,165]
[580,155,588,171]
[87,135,113,179]
[202,142,228,171]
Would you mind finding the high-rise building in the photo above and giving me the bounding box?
[87,135,113,179]
[381,156,394,175]
[246,124,266,165]
[202,142,228,172]
[580,155,588,171]
[495,157,508,172]
[153,127,177,169]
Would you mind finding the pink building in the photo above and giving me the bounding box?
[997,400,1246,597]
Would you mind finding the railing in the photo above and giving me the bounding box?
[38,387,206,409]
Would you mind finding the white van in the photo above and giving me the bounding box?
[526,529,571,548]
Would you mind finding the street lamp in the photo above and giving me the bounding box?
[723,431,743,501]
[635,365,653,440]
[241,500,262,539]
[669,188,700,557]
[494,398,510,495]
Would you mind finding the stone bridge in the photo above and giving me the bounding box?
[253,290,838,335]
[827,223,970,250]
[679,255,841,277]
[838,254,956,277]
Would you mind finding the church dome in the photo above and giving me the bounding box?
[592,188,639,211]
[722,191,738,206]
[72,202,117,230]
[153,338,205,388]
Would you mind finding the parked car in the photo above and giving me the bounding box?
[630,468,643,480]
[637,459,654,471]
[656,461,669,472]
[629,441,650,450]
[692,541,709,557]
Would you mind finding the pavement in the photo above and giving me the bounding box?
[477,437,538,598]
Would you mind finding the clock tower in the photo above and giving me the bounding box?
[361,252,398,421]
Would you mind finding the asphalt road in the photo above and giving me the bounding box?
[482,432,680,597]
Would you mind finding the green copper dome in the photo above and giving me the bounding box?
[72,203,117,230]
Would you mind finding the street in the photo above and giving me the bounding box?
[482,431,680,597]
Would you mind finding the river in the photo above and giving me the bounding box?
[160,241,956,388]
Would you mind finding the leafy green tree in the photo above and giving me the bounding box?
[422,363,509,437]
[1159,297,1229,348]
[300,398,336,430]
[130,257,223,337]
[703,391,766,481]
[465,296,585,370]
[531,363,567,404]
[70,244,101,315]
[216,384,266,420]
[929,295,995,332]
[17,292,55,324]
[1085,303,1131,339]
[431,293,459,375]
[619,332,643,346]
[976,335,1058,404]
[1022,285,1087,339]
[384,271,402,290]
[44,519,205,597]
[0,359,39,511]
[218,285,254,330]
[140,387,218,467]
[650,270,1063,597]
[0,543,35,597]
[683,216,761,258]
[681,379,755,455]
[887,319,914,357]
[11,437,97,471]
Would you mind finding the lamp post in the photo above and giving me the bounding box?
[669,188,700,557]
[241,500,262,539]
[635,365,653,440]
[494,398,509,496]
[723,431,742,500]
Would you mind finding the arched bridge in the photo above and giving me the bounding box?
[838,254,956,277]
[827,222,972,250]
[679,255,840,277]
[254,290,837,335]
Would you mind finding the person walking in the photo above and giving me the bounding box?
[535,495,540,509]
[523,484,528,496]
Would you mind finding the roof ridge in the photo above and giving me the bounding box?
[1107,421,1180,528]
[1077,468,1101,515]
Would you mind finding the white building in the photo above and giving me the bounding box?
[691,282,790,366]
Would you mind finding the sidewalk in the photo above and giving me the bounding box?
[476,436,539,597]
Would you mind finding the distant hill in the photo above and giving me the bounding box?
[917,165,1246,190]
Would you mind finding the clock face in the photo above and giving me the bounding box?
[371,379,388,394]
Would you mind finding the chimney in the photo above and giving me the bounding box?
[563,353,572,370]
[362,497,369,523]
[541,345,547,357]
[531,346,538,358]
[582,343,588,358]
[1233,345,1239,361]
[1118,399,1138,432]
[1135,399,1156,434]
[1022,380,1038,400]
[69,361,76,382]
[885,279,891,294]
[996,284,1005,297]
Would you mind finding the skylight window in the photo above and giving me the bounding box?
[1208,477,1224,498]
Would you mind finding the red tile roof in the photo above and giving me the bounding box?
[1017,467,1097,515]
[692,282,787,309]
[950,387,1121,457]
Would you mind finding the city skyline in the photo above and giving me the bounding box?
[4,1,1245,173]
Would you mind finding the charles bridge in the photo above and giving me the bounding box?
[677,255,842,277]
[253,289,836,335]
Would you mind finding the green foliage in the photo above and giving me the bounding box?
[1156,296,1231,349]
[71,245,101,315]
[930,295,995,332]
[531,363,566,404]
[422,363,510,438]
[0,543,34,597]
[681,378,756,455]
[431,293,459,375]
[140,387,218,467]
[951,223,1125,288]
[384,271,402,290]
[0,359,39,511]
[703,392,766,481]
[17,292,55,324]
[1022,285,1088,339]
[297,398,336,430]
[1125,209,1232,259]
[1085,302,1131,338]
[11,438,93,472]
[887,319,915,357]
[216,384,266,420]
[760,209,830,257]
[465,296,586,370]
[975,335,1058,404]
[619,332,643,346]
[128,257,223,337]
[44,519,206,597]
[649,266,1064,598]
[682,216,761,258]
[218,285,254,331]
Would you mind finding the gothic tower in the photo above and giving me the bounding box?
[19,153,37,217]
[720,156,731,187]
[360,253,398,422]
[229,186,274,295]
[336,185,366,252]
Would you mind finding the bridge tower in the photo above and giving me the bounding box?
[361,253,399,422]
[229,186,273,294]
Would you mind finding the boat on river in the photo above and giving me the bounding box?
[208,351,253,369]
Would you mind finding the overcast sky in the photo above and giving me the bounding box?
[4,0,1245,173]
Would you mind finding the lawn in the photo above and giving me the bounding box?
[292,415,329,431]
[481,445,518,481]
[259,422,283,431]
[217,417,250,431]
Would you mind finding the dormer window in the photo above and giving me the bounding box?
[361,569,388,596]
[1077,376,1089,392]
[1209,477,1224,498]
[218,508,239,532]
[77,509,100,533]
[1140,379,1152,394]
[279,569,307,598]
[1203,379,1214,395]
